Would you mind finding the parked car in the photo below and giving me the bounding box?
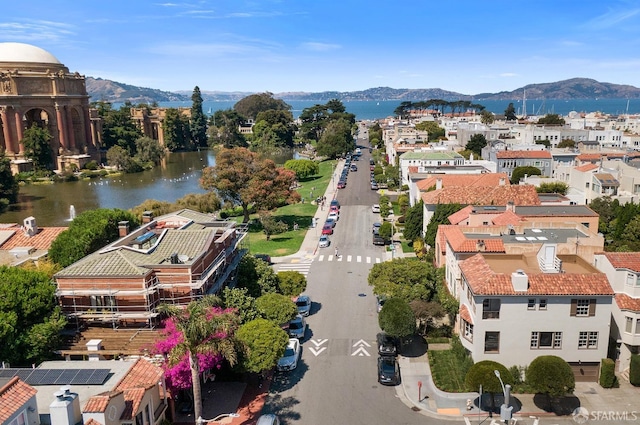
[372,204,380,213]
[288,315,306,339]
[338,180,346,189]
[277,338,301,371]
[254,254,271,264]
[319,234,330,248]
[328,211,339,222]
[350,164,357,171]
[325,217,336,228]
[257,415,280,425]
[373,234,386,245]
[322,224,333,235]
[377,332,398,356]
[372,222,381,233]
[296,295,312,316]
[330,204,340,214]
[377,355,400,385]
[330,199,340,209]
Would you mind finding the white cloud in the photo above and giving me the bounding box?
[583,7,640,30]
[300,42,340,52]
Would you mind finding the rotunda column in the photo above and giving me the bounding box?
[65,106,76,150]
[0,107,15,155]
[14,109,24,153]
[55,103,67,150]
[83,106,93,152]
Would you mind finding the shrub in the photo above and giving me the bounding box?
[84,160,99,170]
[465,360,513,393]
[527,355,575,396]
[630,354,640,386]
[599,358,617,388]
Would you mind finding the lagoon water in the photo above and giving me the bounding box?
[4,98,640,226]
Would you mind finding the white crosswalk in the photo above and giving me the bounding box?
[275,261,312,276]
[316,254,381,263]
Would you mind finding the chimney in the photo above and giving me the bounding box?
[23,216,38,237]
[118,221,130,238]
[50,387,82,425]
[436,177,443,190]
[86,339,102,361]
[511,269,529,291]
[476,240,486,252]
[499,177,506,186]
[506,200,515,213]
[142,210,154,224]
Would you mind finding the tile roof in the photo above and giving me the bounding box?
[601,252,640,272]
[0,226,67,250]
[120,388,146,420]
[459,304,473,324]
[422,185,540,206]
[83,392,118,413]
[416,173,510,191]
[0,377,37,422]
[496,150,552,159]
[440,226,505,254]
[447,206,475,224]
[491,210,526,226]
[460,253,614,296]
[85,419,102,425]
[575,163,599,172]
[576,153,602,161]
[113,358,164,392]
[615,293,640,312]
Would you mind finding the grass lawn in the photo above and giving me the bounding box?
[242,159,337,257]
[400,240,413,253]
[428,349,470,393]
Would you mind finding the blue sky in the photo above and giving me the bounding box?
[2,1,640,94]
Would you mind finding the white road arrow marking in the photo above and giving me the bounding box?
[351,346,370,356]
[311,339,328,347]
[352,339,371,347]
[309,347,327,356]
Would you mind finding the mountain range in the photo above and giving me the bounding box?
[85,77,640,104]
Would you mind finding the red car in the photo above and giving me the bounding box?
[330,205,340,214]
[322,224,333,235]
[337,181,346,189]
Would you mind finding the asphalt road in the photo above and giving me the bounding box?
[263,132,442,424]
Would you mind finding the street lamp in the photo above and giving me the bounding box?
[493,370,512,422]
[196,413,240,425]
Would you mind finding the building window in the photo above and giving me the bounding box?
[539,299,548,310]
[484,331,500,353]
[626,316,634,333]
[462,320,473,342]
[578,331,598,349]
[530,331,562,349]
[527,299,536,310]
[90,295,116,309]
[571,299,595,317]
[482,299,501,319]
[637,319,640,335]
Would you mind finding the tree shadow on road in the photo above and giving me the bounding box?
[398,334,428,358]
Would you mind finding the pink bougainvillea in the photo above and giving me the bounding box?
[153,314,230,391]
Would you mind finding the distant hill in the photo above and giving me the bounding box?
[85,77,640,104]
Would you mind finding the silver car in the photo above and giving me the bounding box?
[288,314,306,339]
[277,338,301,371]
[319,235,330,248]
[296,295,312,316]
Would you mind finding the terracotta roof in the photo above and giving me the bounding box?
[496,150,552,159]
[576,153,602,161]
[83,392,118,413]
[491,210,526,226]
[114,358,164,392]
[601,252,640,272]
[120,388,146,420]
[615,293,640,312]
[0,226,67,249]
[422,185,540,206]
[448,206,475,224]
[575,163,599,172]
[416,173,509,191]
[0,377,37,422]
[460,253,614,296]
[85,419,103,425]
[459,304,473,324]
[407,166,419,174]
[440,226,505,254]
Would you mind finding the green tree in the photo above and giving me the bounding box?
[234,92,291,121]
[505,103,517,121]
[100,102,143,153]
[190,86,208,147]
[49,208,140,267]
[536,182,568,195]
[466,134,487,157]
[200,147,299,222]
[221,287,259,324]
[316,119,355,159]
[106,145,134,171]
[277,271,307,297]
[207,109,247,148]
[258,211,289,241]
[255,292,298,325]
[22,124,53,171]
[0,266,67,365]
[535,139,551,148]
[527,355,575,398]
[134,136,165,165]
[619,215,640,251]
[236,318,288,373]
[425,203,464,248]
[480,110,495,125]
[378,297,416,339]
[173,192,221,214]
[284,159,319,180]
[157,297,241,421]
[465,360,513,411]
[589,196,615,234]
[537,114,565,125]
[410,300,445,335]
[163,108,191,152]
[0,152,18,213]
[403,200,424,242]
[379,221,392,241]
[510,166,542,184]
[251,109,295,149]
[415,121,445,141]
[557,139,576,149]
[368,258,437,303]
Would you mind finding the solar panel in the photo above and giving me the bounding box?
[70,369,93,385]
[55,369,80,385]
[16,370,32,381]
[86,369,110,385]
[0,369,18,378]
[39,369,64,385]
[25,369,48,385]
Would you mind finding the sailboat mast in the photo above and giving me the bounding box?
[522,89,527,118]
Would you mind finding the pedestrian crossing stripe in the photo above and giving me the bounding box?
[317,255,381,263]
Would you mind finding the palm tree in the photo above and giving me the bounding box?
[157,296,241,421]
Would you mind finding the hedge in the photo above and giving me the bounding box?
[599,358,617,388]
[630,354,640,386]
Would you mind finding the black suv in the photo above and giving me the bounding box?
[377,332,397,356]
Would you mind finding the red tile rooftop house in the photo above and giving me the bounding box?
[54,209,247,329]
